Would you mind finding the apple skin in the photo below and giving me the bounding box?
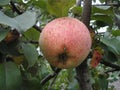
[39,17,92,69]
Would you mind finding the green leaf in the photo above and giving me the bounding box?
[92,14,113,26]
[95,20,108,27]
[47,0,75,17]
[0,28,9,42]
[0,11,21,30]
[98,74,108,90]
[92,6,113,26]
[70,6,82,16]
[0,0,10,6]
[99,0,106,3]
[14,11,37,32]
[0,11,37,32]
[95,6,111,10]
[21,43,38,68]
[112,30,120,36]
[4,9,16,18]
[115,14,120,28]
[103,45,118,62]
[33,0,47,11]
[0,62,22,90]
[0,63,5,90]
[100,37,120,55]
[23,28,40,41]
[115,14,120,20]
[92,6,113,15]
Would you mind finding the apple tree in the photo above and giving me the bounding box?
[0,0,120,90]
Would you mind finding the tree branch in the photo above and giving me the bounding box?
[100,60,120,70]
[10,1,42,32]
[40,68,61,86]
[81,0,91,26]
[75,0,92,90]
[105,68,120,73]
[48,75,58,90]
[29,40,38,44]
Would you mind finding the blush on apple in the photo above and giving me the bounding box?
[39,17,92,69]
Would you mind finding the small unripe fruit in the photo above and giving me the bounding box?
[39,17,91,69]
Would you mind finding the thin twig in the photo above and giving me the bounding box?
[48,75,58,90]
[10,1,22,14]
[105,68,120,73]
[40,68,61,86]
[29,40,38,44]
[100,60,120,70]
[21,40,38,44]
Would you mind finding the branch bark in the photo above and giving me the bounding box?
[81,0,91,26]
[75,0,92,90]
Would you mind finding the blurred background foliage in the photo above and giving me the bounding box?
[0,0,120,90]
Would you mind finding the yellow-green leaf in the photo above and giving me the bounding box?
[47,0,75,17]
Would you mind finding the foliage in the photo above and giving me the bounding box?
[0,0,120,90]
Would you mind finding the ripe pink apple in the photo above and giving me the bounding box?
[39,17,92,69]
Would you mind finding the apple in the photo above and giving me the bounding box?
[39,17,92,69]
